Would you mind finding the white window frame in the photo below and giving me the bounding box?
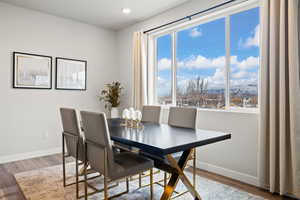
[148,0,260,113]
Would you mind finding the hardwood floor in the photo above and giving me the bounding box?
[0,154,71,200]
[0,154,295,200]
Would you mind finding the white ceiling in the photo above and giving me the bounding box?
[0,0,190,30]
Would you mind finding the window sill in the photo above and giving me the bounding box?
[158,105,259,115]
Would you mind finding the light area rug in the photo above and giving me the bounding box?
[14,163,265,200]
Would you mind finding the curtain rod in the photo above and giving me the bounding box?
[143,0,237,34]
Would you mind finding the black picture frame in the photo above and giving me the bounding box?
[13,52,52,89]
[55,57,87,91]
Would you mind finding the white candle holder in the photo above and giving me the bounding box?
[121,108,143,128]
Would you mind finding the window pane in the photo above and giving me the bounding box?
[156,34,172,104]
[230,7,260,108]
[176,18,226,109]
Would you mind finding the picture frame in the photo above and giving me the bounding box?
[55,57,87,90]
[13,52,52,89]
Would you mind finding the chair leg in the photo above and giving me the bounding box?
[62,134,66,187]
[193,148,196,188]
[84,142,88,200]
[76,151,79,198]
[76,159,79,198]
[104,149,108,200]
[104,175,108,200]
[139,173,142,188]
[84,163,88,200]
[150,169,153,200]
[126,177,129,193]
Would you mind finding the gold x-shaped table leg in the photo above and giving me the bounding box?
[160,149,202,200]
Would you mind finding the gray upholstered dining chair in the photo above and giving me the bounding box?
[168,106,197,129]
[136,105,162,186]
[60,108,101,199]
[80,111,154,200]
[60,108,85,198]
[141,105,161,123]
[166,106,197,198]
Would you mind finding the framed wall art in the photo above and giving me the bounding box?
[55,57,87,90]
[13,52,52,89]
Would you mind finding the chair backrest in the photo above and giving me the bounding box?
[60,108,80,136]
[80,111,114,175]
[141,105,161,123]
[60,108,83,159]
[168,107,197,129]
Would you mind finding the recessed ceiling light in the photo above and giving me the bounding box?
[122,8,131,14]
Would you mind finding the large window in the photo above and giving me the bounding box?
[230,7,260,108]
[153,4,260,111]
[176,18,226,109]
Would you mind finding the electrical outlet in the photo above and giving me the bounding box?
[45,131,49,138]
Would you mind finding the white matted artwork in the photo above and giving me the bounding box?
[13,52,52,89]
[55,57,87,90]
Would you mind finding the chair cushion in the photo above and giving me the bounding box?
[109,152,153,180]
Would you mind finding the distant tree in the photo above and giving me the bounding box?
[186,79,196,95]
[183,76,208,106]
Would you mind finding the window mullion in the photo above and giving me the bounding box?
[225,16,231,109]
[153,38,158,104]
[171,32,177,106]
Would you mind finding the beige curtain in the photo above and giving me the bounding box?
[259,0,300,198]
[132,31,148,109]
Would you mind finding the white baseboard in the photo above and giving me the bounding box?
[0,147,61,164]
[197,161,259,187]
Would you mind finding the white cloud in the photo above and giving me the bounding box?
[189,28,202,38]
[157,76,164,83]
[235,56,259,70]
[158,76,170,87]
[241,25,260,48]
[231,68,258,88]
[177,55,258,71]
[230,75,258,87]
[231,70,248,79]
[205,68,226,89]
[158,55,259,72]
[157,76,171,96]
[157,58,171,71]
[211,68,225,81]
[178,55,226,69]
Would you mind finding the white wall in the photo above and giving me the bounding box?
[117,0,260,186]
[0,2,118,163]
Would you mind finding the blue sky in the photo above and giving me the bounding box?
[157,7,260,97]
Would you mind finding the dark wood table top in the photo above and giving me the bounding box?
[107,118,231,156]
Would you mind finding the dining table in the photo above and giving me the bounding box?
[107,118,231,200]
